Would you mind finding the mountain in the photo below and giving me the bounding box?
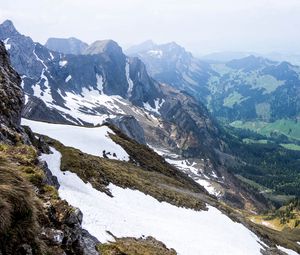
[199,51,255,63]
[0,40,101,255]
[1,20,300,254]
[0,20,223,161]
[208,55,300,122]
[126,40,214,103]
[130,41,300,123]
[45,37,88,55]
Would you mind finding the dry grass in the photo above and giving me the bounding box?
[46,136,208,211]
[0,154,43,254]
[97,235,177,255]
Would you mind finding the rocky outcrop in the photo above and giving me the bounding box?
[0,40,23,127]
[106,115,146,144]
[0,35,100,255]
[22,96,75,125]
[45,37,88,55]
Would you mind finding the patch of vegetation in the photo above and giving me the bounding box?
[47,135,209,211]
[0,144,51,255]
[230,119,300,141]
[97,235,177,255]
[223,91,247,108]
[281,143,300,151]
[222,125,300,201]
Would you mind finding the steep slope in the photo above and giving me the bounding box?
[45,37,88,55]
[0,40,100,255]
[0,40,23,142]
[0,20,224,160]
[22,118,300,255]
[126,40,214,103]
[208,56,300,122]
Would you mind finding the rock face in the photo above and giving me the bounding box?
[0,32,100,255]
[0,40,24,144]
[106,115,146,144]
[147,84,224,159]
[0,40,23,128]
[126,40,214,103]
[22,96,74,124]
[45,37,88,55]
[0,20,226,159]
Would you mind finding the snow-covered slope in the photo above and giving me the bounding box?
[41,147,265,255]
[22,118,129,161]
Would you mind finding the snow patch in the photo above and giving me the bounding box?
[24,94,29,105]
[65,75,72,83]
[32,69,52,104]
[96,74,104,94]
[33,46,48,70]
[22,119,129,161]
[125,61,134,97]
[40,147,264,255]
[147,50,163,58]
[59,60,68,67]
[277,246,299,255]
[143,98,165,115]
[3,38,11,50]
[196,179,220,196]
[49,52,54,60]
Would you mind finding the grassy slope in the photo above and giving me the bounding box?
[230,119,300,141]
[47,135,210,211]
[43,125,300,254]
[0,144,60,255]
[97,235,177,255]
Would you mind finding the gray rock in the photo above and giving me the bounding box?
[45,37,88,55]
[0,40,23,128]
[77,229,100,255]
[41,228,64,245]
[40,161,60,189]
[106,115,146,144]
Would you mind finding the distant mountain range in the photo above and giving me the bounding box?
[127,41,300,123]
[0,20,223,161]
[199,51,300,66]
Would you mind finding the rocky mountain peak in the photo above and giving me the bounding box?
[0,20,18,36]
[226,55,276,71]
[84,39,123,56]
[45,37,88,55]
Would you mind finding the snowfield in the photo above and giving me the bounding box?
[41,147,266,255]
[21,119,129,161]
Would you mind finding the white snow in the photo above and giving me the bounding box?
[32,69,52,104]
[166,158,201,175]
[278,246,299,255]
[40,147,265,255]
[49,52,54,60]
[147,50,163,58]
[24,94,29,105]
[125,61,134,97]
[96,74,104,94]
[196,179,220,196]
[33,46,48,70]
[65,75,72,83]
[21,119,129,161]
[143,98,165,115]
[59,60,68,67]
[3,38,11,50]
[165,158,220,196]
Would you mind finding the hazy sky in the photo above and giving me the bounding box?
[1,0,300,55]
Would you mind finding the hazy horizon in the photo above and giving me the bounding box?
[1,0,300,55]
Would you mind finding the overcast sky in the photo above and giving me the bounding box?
[1,0,300,55]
